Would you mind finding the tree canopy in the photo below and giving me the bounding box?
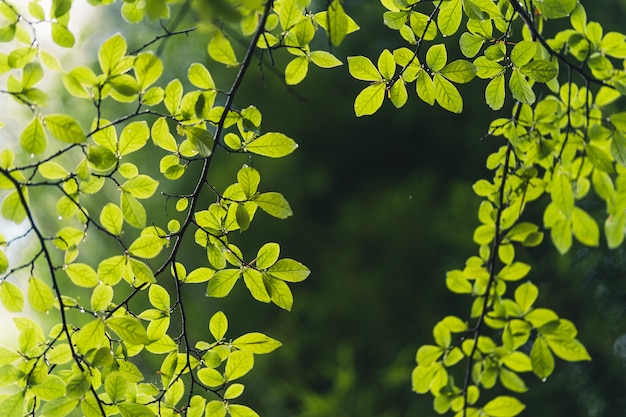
[0,0,625,416]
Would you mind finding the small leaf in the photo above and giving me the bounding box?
[434,74,463,113]
[483,396,526,417]
[245,132,298,158]
[225,350,254,381]
[254,192,293,219]
[106,316,150,345]
[129,235,164,259]
[208,32,238,66]
[65,263,99,288]
[0,281,24,312]
[20,117,47,154]
[347,56,381,81]
[354,83,385,117]
[118,121,150,156]
[209,311,228,341]
[207,269,240,298]
[28,276,54,312]
[285,56,309,85]
[268,259,310,282]
[545,337,591,361]
[327,0,348,46]
[44,114,86,143]
[530,336,554,378]
[100,203,123,235]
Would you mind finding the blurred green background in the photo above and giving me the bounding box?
[25,0,626,416]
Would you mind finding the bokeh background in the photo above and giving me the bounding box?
[2,1,626,416]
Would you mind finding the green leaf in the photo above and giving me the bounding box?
[571,207,599,246]
[184,267,215,283]
[354,83,385,117]
[185,126,214,157]
[224,383,245,400]
[347,56,381,82]
[151,117,177,152]
[20,117,47,154]
[208,32,238,66]
[225,350,254,381]
[148,284,170,311]
[440,60,477,84]
[98,256,127,286]
[105,371,128,403]
[100,203,123,235]
[310,51,342,68]
[106,316,150,345]
[228,404,260,417]
[285,56,309,85]
[65,263,99,288]
[611,131,626,166]
[74,319,106,354]
[2,191,27,223]
[232,332,282,354]
[135,52,163,90]
[128,257,156,284]
[188,62,215,90]
[198,368,224,388]
[256,243,280,269]
[389,80,408,108]
[509,69,535,104]
[545,337,591,361]
[207,269,240,298]
[51,22,75,47]
[605,212,625,249]
[510,40,536,67]
[520,60,558,82]
[535,0,576,19]
[377,49,395,80]
[265,275,293,311]
[119,121,150,156]
[438,0,462,36]
[515,281,538,313]
[416,345,444,366]
[434,74,463,113]
[117,403,155,417]
[91,283,113,311]
[41,396,78,417]
[460,32,484,58]
[268,258,310,282]
[31,374,66,401]
[38,161,68,179]
[551,170,574,217]
[0,281,23,312]
[254,192,292,219]
[485,73,505,110]
[483,396,526,417]
[0,391,25,417]
[530,336,554,378]
[209,311,228,341]
[129,234,164,259]
[28,276,54,312]
[416,70,435,105]
[327,0,348,46]
[99,33,127,75]
[498,262,531,281]
[121,193,146,229]
[245,132,298,157]
[426,44,447,72]
[44,114,86,143]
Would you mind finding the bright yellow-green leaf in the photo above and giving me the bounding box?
[310,51,342,68]
[486,73,505,110]
[97,255,126,286]
[74,319,106,353]
[530,336,554,378]
[228,404,260,417]
[39,161,68,179]
[117,402,154,417]
[105,371,127,404]
[106,316,150,345]
[51,22,75,47]
[438,0,462,37]
[515,281,538,313]
[354,82,385,117]
[243,268,270,302]
[128,257,156,284]
[416,70,435,105]
[268,258,310,282]
[245,132,298,158]
[265,275,293,310]
[28,276,54,312]
[31,374,66,401]
[184,267,215,283]
[99,33,127,75]
[20,117,47,154]
[121,192,146,229]
[225,350,254,381]
[434,73,463,113]
[209,311,228,341]
[0,391,25,417]
[426,44,447,72]
[151,117,177,152]
[118,121,149,156]
[0,281,23,312]
[545,337,591,361]
[65,263,98,288]
[483,396,526,417]
[327,0,348,46]
[100,203,123,235]
[44,114,86,143]
[285,56,309,85]
[207,269,240,298]
[232,332,282,354]
[208,32,238,66]
[135,52,163,90]
[509,69,535,104]
[347,56,381,81]
[91,283,113,311]
[571,206,599,246]
[149,284,170,311]
[197,368,224,387]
